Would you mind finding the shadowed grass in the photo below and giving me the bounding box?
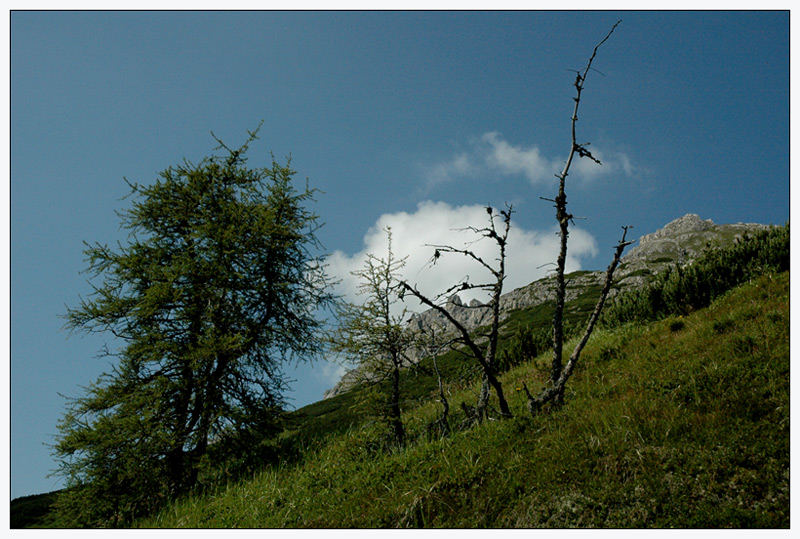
[10,491,62,528]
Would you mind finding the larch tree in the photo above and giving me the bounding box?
[419,321,455,439]
[330,228,414,447]
[53,126,335,526]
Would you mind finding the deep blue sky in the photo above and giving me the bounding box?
[11,11,789,498]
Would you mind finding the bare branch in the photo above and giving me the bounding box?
[425,244,501,277]
[575,142,602,165]
[429,280,495,303]
[402,199,517,424]
[398,281,489,373]
[525,225,632,415]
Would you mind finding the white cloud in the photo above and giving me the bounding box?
[423,152,478,188]
[617,151,634,176]
[482,131,560,184]
[326,201,598,316]
[422,132,634,187]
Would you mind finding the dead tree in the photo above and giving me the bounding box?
[524,20,630,413]
[400,205,514,422]
[523,226,632,413]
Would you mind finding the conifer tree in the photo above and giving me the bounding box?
[330,228,413,447]
[53,127,334,526]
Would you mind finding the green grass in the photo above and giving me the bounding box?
[649,256,676,264]
[141,271,789,528]
[10,491,62,528]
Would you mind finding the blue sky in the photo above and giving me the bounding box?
[10,11,789,498]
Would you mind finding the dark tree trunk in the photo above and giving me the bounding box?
[485,368,512,418]
[551,186,569,408]
[390,363,405,446]
[543,21,621,410]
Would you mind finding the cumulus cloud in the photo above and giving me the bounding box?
[423,131,634,188]
[424,152,479,188]
[482,131,560,183]
[326,201,598,316]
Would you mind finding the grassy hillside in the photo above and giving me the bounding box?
[9,270,604,528]
[10,491,61,528]
[279,271,604,453]
[141,271,789,528]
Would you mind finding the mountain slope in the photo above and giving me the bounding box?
[324,213,772,398]
[142,271,789,528]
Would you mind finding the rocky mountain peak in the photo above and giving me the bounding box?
[447,294,463,306]
[624,213,770,269]
[638,213,714,246]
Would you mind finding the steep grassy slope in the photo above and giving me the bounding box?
[142,271,789,528]
[10,491,61,528]
[279,279,603,451]
[10,273,604,529]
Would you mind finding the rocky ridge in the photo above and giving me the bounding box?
[323,214,771,399]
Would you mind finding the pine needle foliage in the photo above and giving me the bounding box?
[53,127,335,527]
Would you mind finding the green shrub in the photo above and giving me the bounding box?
[497,325,551,372]
[602,224,788,327]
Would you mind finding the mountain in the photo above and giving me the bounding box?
[323,214,772,399]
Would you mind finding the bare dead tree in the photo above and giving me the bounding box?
[400,205,514,422]
[523,226,632,413]
[524,20,629,414]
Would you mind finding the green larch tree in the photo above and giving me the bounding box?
[53,127,335,526]
[330,228,414,447]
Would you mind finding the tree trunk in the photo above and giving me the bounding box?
[390,363,405,446]
[486,368,512,418]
